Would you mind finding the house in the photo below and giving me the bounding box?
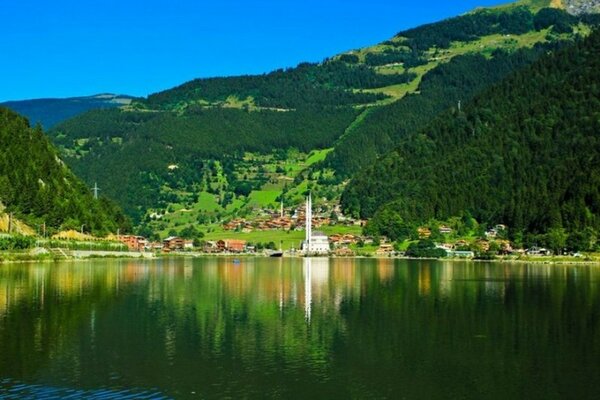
[418,227,432,238]
[334,247,355,257]
[439,226,453,234]
[376,244,394,256]
[329,234,343,245]
[163,236,185,252]
[475,239,491,252]
[497,240,513,254]
[436,243,454,252]
[203,241,219,253]
[526,247,551,256]
[118,235,147,252]
[449,250,475,258]
[217,239,247,253]
[184,240,194,250]
[486,224,508,238]
[342,234,357,244]
[485,229,498,238]
[148,242,163,251]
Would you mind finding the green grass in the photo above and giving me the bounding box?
[320,225,362,236]
[194,192,221,213]
[247,190,280,208]
[361,28,556,104]
[305,149,332,166]
[284,181,310,204]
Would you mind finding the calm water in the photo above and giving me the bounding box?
[0,258,599,399]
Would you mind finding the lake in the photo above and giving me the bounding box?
[0,257,599,399]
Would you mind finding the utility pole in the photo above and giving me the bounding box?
[92,183,100,199]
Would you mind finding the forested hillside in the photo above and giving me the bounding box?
[324,4,594,176]
[53,107,358,219]
[46,0,599,230]
[342,28,600,240]
[0,108,129,235]
[324,42,567,176]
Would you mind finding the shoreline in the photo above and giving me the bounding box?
[1,250,599,266]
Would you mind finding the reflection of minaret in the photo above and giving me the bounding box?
[305,193,312,253]
[304,257,312,322]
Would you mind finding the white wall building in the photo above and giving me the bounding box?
[302,193,330,255]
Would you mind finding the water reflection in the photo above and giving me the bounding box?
[0,258,599,399]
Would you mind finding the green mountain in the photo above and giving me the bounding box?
[323,2,598,177]
[0,107,129,235]
[1,94,134,130]
[342,28,600,243]
[45,0,598,233]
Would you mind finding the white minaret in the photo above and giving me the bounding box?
[305,193,312,252]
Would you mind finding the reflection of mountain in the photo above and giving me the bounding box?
[1,259,599,398]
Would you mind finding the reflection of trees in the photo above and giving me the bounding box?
[0,260,599,398]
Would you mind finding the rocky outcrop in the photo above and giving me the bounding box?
[563,0,600,15]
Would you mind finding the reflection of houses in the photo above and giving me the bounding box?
[163,236,185,252]
[302,193,330,255]
[118,235,148,252]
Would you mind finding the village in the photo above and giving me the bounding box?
[113,196,562,259]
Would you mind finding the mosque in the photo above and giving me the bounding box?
[302,193,330,255]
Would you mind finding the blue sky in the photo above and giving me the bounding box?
[0,0,508,101]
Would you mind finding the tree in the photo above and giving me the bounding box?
[546,228,568,255]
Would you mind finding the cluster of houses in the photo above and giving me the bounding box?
[116,235,250,254]
[222,202,364,233]
[117,235,194,253]
[222,215,330,233]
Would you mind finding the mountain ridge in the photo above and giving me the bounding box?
[41,1,600,238]
[1,94,135,129]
